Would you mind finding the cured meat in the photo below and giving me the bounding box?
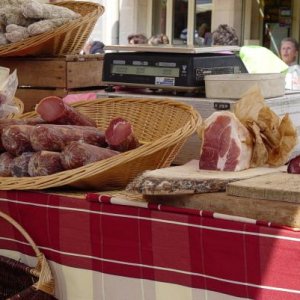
[0,117,45,152]
[36,96,97,127]
[0,116,45,126]
[199,111,253,171]
[0,152,14,177]
[28,151,64,177]
[2,125,34,156]
[105,117,140,152]
[287,155,300,174]
[30,124,106,152]
[61,141,119,170]
[11,152,34,177]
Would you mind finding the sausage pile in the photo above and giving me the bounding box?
[0,96,140,177]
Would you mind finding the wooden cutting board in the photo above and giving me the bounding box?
[126,160,286,195]
[227,172,300,203]
[145,192,300,228]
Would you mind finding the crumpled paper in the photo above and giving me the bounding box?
[233,85,298,167]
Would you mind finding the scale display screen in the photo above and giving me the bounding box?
[111,64,180,77]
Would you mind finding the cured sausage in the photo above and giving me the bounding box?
[105,117,140,152]
[36,96,97,127]
[11,152,34,177]
[0,116,45,126]
[30,124,106,152]
[287,155,300,174]
[61,141,119,170]
[2,125,34,156]
[28,151,64,177]
[0,118,45,152]
[0,152,14,177]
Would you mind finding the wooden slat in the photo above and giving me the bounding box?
[0,59,66,88]
[16,88,67,112]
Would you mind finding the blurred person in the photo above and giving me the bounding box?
[148,34,169,45]
[127,34,148,45]
[211,24,239,46]
[280,37,300,89]
[89,41,105,54]
[82,40,105,54]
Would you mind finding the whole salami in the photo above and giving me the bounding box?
[11,152,34,177]
[105,117,140,152]
[30,124,107,152]
[61,141,119,170]
[28,151,64,177]
[2,125,34,156]
[36,96,97,127]
[287,155,300,174]
[0,118,45,152]
[0,152,14,177]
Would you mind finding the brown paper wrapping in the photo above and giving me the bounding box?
[233,85,298,167]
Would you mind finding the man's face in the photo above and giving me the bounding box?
[280,41,298,65]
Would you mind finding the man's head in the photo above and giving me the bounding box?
[280,37,299,66]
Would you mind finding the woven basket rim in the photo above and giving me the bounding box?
[0,1,105,56]
[0,97,200,190]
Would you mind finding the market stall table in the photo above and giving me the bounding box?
[0,190,300,300]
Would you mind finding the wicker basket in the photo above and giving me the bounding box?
[6,97,24,119]
[0,1,104,57]
[0,211,56,299]
[0,97,200,190]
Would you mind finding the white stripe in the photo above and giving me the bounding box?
[110,196,148,208]
[213,213,257,224]
[0,198,299,243]
[1,236,300,296]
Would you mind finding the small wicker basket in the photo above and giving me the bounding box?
[6,97,24,119]
[0,97,200,190]
[0,1,104,57]
[0,211,56,299]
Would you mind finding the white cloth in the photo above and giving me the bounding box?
[285,63,300,90]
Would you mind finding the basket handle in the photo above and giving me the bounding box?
[0,211,41,257]
[0,210,55,296]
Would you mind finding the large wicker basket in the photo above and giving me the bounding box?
[0,97,200,190]
[0,1,104,57]
[0,211,56,299]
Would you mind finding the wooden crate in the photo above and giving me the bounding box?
[0,54,104,112]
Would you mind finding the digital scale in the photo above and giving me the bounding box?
[102,45,248,92]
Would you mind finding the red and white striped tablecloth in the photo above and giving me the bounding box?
[0,190,300,300]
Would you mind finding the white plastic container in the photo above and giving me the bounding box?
[204,73,286,99]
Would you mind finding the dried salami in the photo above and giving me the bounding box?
[0,152,14,177]
[11,152,34,177]
[30,124,106,152]
[61,141,119,170]
[36,96,97,127]
[0,118,45,152]
[28,151,64,177]
[105,117,140,152]
[2,125,34,156]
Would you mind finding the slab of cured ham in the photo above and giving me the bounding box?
[199,111,253,171]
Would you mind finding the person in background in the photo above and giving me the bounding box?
[127,34,148,45]
[89,41,105,54]
[148,34,169,45]
[211,24,239,46]
[280,37,300,89]
[82,40,105,54]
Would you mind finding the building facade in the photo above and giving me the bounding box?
[80,0,299,59]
